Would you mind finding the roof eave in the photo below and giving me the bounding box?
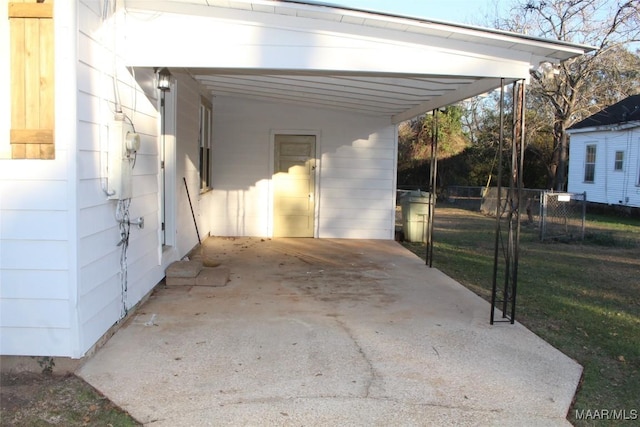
[567,120,640,134]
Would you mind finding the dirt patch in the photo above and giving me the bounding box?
[0,371,140,426]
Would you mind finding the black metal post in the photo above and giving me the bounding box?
[491,79,525,324]
[490,80,505,325]
[511,80,526,322]
[502,83,519,319]
[426,109,438,267]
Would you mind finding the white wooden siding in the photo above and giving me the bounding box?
[0,327,73,357]
[568,127,640,208]
[173,70,214,257]
[0,0,217,357]
[319,123,396,239]
[211,96,397,239]
[73,0,166,356]
[0,270,69,300]
[0,0,78,356]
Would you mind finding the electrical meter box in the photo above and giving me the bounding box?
[107,115,140,200]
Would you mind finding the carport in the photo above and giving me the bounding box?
[118,0,593,243]
[117,0,593,325]
[0,0,595,362]
[77,3,586,424]
[79,237,583,425]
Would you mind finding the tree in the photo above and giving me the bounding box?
[397,106,469,190]
[494,0,640,190]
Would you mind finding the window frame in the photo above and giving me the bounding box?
[584,144,596,183]
[614,150,624,171]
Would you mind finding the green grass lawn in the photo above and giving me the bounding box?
[402,206,639,426]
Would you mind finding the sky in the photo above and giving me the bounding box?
[318,0,511,26]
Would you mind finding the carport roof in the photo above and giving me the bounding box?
[123,0,595,123]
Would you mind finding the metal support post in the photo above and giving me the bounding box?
[491,79,524,325]
[426,109,439,267]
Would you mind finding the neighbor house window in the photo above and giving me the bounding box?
[199,97,212,191]
[614,151,624,171]
[584,144,596,183]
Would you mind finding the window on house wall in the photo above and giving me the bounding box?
[584,144,596,183]
[199,98,212,191]
[614,151,624,171]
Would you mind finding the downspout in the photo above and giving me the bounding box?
[604,135,608,204]
[622,130,631,204]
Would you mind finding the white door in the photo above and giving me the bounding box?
[273,135,316,237]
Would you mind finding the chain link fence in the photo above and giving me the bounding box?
[476,187,586,241]
[444,186,485,210]
[539,191,586,241]
[479,187,542,224]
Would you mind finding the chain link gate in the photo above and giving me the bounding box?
[540,191,586,241]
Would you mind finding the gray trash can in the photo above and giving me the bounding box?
[401,191,432,242]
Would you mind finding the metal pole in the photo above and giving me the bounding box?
[502,82,518,319]
[540,191,545,241]
[510,80,526,323]
[581,191,587,240]
[426,112,434,265]
[160,91,166,246]
[426,109,439,267]
[183,177,201,244]
[490,79,505,325]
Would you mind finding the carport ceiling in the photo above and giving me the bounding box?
[187,69,487,122]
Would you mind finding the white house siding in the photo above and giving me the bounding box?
[74,0,169,356]
[76,3,217,356]
[0,1,78,356]
[1,1,217,358]
[172,70,215,257]
[211,96,397,239]
[568,127,640,208]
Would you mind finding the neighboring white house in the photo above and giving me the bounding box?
[567,95,640,208]
[0,0,592,359]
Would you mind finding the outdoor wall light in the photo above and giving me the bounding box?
[156,67,172,91]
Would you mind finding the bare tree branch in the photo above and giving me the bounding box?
[494,0,640,190]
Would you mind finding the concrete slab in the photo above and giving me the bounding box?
[78,238,582,426]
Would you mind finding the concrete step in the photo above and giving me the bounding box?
[165,260,203,286]
[195,266,230,287]
[165,260,229,287]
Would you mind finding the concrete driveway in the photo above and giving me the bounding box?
[78,237,582,426]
